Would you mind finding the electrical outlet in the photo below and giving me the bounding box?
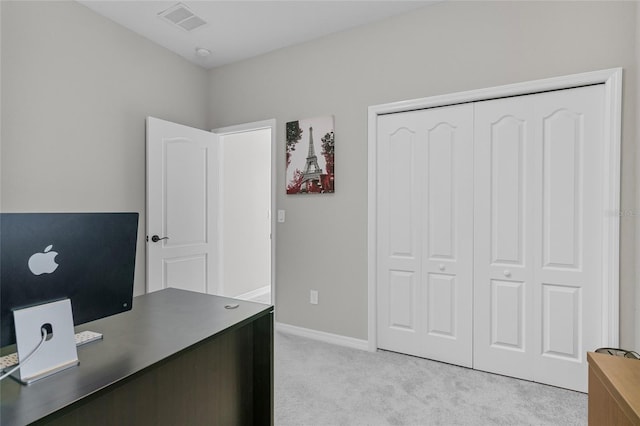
[310,290,318,305]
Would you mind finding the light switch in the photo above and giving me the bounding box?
[277,210,285,223]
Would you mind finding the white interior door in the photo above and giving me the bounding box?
[146,116,220,294]
[473,85,605,392]
[377,103,474,367]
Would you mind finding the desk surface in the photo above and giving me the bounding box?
[1,288,273,425]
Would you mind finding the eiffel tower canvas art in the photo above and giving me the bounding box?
[286,116,335,194]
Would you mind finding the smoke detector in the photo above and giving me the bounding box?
[195,47,211,57]
[158,3,207,32]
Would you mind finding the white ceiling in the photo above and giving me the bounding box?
[78,1,437,69]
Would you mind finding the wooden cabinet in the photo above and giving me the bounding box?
[588,352,640,425]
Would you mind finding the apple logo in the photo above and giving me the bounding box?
[28,244,59,275]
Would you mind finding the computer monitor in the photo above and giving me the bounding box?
[0,212,139,349]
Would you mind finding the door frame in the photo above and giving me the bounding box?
[212,119,277,305]
[367,68,623,352]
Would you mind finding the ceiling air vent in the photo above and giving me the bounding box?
[158,3,207,32]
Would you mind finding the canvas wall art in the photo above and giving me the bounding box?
[286,116,334,194]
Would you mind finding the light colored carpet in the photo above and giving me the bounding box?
[274,331,587,426]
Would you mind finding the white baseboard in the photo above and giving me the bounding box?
[235,285,270,301]
[275,322,370,351]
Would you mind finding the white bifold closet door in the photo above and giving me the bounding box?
[473,84,604,392]
[376,104,474,367]
[376,84,605,392]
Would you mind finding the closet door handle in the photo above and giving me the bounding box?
[503,269,511,277]
[439,264,445,271]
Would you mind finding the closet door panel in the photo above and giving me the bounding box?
[377,104,473,367]
[541,283,581,359]
[388,271,417,331]
[420,104,473,367]
[490,116,526,266]
[474,97,536,380]
[377,115,424,357]
[542,109,583,269]
[475,84,604,392]
[388,129,418,259]
[490,279,526,351]
[533,85,604,392]
[426,273,456,337]
[427,124,456,260]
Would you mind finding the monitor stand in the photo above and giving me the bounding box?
[12,299,79,385]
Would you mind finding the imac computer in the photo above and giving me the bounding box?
[0,212,138,384]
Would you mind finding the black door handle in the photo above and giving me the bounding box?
[151,235,169,243]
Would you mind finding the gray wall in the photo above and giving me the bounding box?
[208,1,639,347]
[1,1,210,296]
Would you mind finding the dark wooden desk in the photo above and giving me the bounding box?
[1,288,274,425]
[588,352,640,425]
